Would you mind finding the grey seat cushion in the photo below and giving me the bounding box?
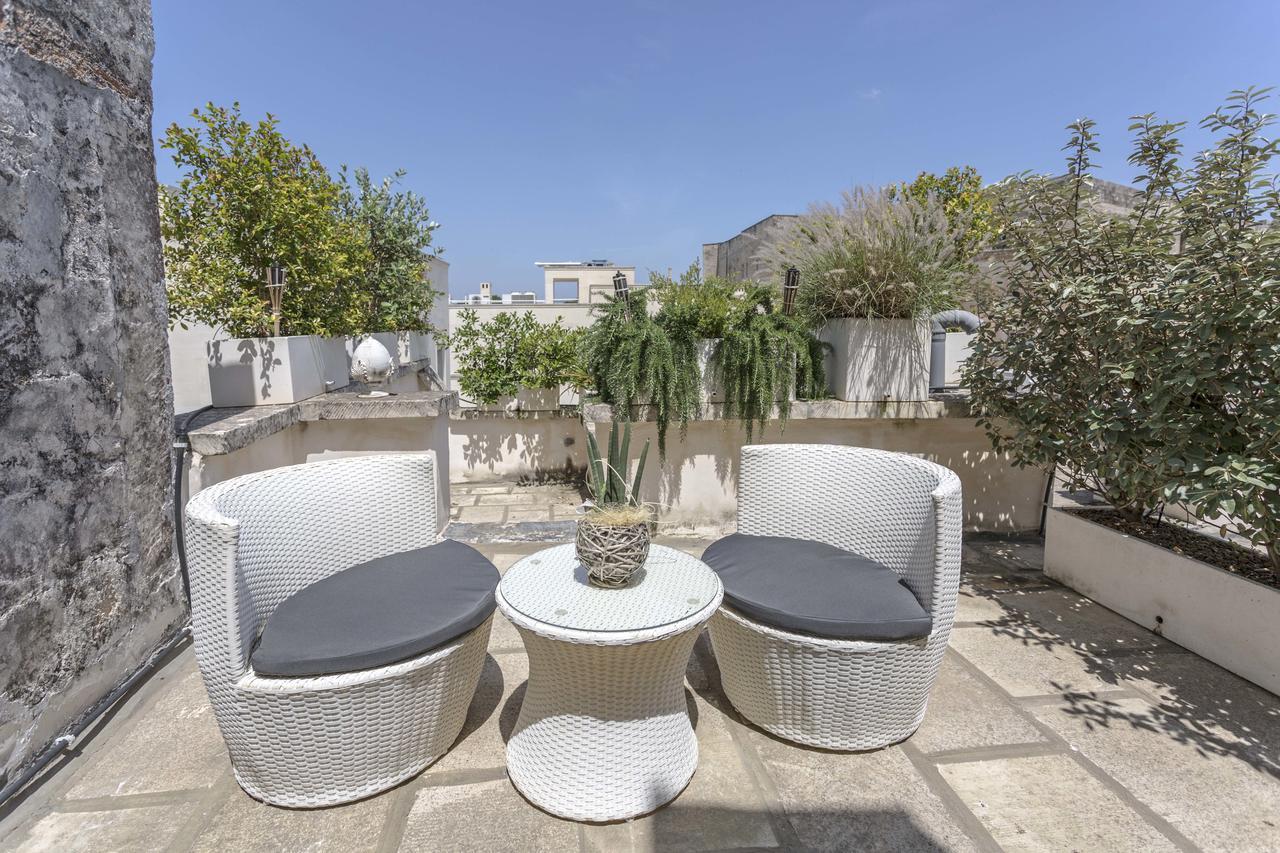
[251,539,499,678]
[702,534,932,641]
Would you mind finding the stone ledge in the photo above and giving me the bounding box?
[185,389,457,456]
[581,390,975,423]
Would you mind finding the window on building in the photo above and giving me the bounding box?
[552,279,579,303]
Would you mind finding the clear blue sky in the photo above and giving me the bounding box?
[152,0,1280,297]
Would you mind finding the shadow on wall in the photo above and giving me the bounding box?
[602,417,1046,532]
[206,338,280,401]
[449,416,588,482]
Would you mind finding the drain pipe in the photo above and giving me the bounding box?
[0,628,191,809]
[929,310,981,391]
[0,406,211,809]
[171,405,213,606]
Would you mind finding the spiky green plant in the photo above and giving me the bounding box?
[584,421,650,507]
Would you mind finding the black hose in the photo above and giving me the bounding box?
[171,405,213,607]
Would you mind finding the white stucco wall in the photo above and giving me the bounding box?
[187,416,452,533]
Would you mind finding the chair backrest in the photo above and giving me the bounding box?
[185,453,439,677]
[736,444,955,611]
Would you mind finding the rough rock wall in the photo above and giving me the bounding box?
[0,0,184,786]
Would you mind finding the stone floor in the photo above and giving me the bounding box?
[3,491,1278,852]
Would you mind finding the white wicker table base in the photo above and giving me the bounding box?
[498,545,723,821]
[505,626,704,821]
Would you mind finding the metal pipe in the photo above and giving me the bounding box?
[929,309,981,391]
[0,627,191,809]
[2,404,212,809]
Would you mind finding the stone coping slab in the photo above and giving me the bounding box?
[184,388,457,456]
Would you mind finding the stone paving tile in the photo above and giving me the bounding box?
[397,779,577,852]
[623,692,780,852]
[984,587,1173,655]
[2,801,201,853]
[937,754,1179,852]
[910,653,1048,755]
[475,493,539,506]
[1027,672,1280,851]
[953,589,1012,623]
[948,623,1131,698]
[742,732,978,852]
[454,505,507,523]
[427,653,526,774]
[487,611,524,653]
[505,507,554,522]
[965,538,1046,573]
[64,661,229,799]
[455,484,513,495]
[187,786,392,853]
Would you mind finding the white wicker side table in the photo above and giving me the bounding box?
[497,543,723,822]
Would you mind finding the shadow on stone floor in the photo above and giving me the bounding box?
[959,558,1280,782]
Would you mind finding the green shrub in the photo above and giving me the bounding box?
[759,186,979,323]
[967,88,1280,573]
[160,102,366,337]
[444,309,583,405]
[337,167,440,333]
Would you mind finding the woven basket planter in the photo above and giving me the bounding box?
[576,518,651,587]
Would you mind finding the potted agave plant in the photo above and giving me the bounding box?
[577,422,653,587]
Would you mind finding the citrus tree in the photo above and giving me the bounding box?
[160,102,365,337]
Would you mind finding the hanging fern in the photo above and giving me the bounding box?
[580,288,699,456]
[712,282,826,440]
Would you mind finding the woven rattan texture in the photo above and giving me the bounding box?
[184,454,490,807]
[576,519,650,586]
[497,545,723,820]
[709,444,963,751]
[500,544,721,636]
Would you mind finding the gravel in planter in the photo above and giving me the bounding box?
[1069,508,1278,589]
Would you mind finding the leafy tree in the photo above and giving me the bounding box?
[160,102,365,337]
[444,309,582,404]
[892,165,996,258]
[337,167,440,332]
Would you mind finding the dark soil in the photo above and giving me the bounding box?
[1070,508,1279,590]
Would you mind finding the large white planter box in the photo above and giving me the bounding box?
[316,337,351,393]
[398,329,430,365]
[207,335,327,407]
[943,331,975,387]
[818,318,930,402]
[475,387,562,414]
[697,338,796,406]
[1045,507,1280,696]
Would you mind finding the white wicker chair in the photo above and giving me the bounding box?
[708,444,962,751]
[183,453,492,808]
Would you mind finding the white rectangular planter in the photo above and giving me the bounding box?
[316,337,350,393]
[1045,508,1280,696]
[943,331,975,387]
[207,335,327,407]
[697,338,796,406]
[398,329,430,365]
[475,387,562,414]
[818,318,930,402]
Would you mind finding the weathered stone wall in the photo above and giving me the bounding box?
[0,0,184,786]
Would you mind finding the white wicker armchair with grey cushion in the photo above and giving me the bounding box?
[706,444,962,751]
[183,453,496,808]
